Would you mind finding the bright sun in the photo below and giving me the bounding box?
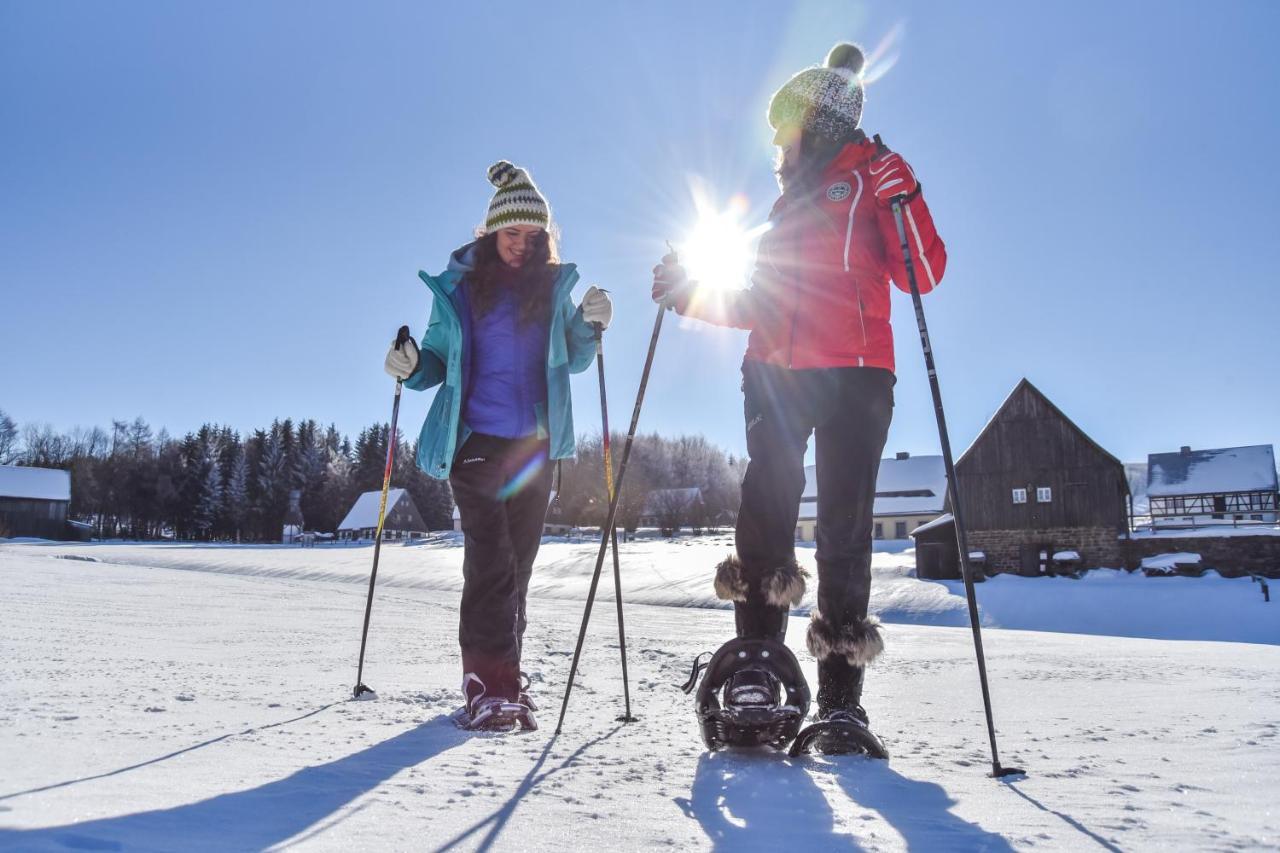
[678,190,769,291]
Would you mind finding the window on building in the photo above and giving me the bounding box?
[1012,488,1027,504]
[874,523,883,539]
[1036,487,1052,503]
[795,527,802,541]
[895,521,907,538]
[1251,514,1263,521]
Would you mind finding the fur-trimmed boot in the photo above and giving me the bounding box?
[714,554,807,642]
[807,611,883,719]
[805,610,884,667]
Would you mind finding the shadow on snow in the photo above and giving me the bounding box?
[678,750,1016,852]
[0,714,463,852]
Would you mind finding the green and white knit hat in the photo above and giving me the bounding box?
[768,43,866,141]
[482,160,550,233]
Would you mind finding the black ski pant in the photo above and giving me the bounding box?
[734,362,894,708]
[448,432,553,702]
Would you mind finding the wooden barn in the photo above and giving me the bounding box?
[0,465,72,540]
[913,379,1130,577]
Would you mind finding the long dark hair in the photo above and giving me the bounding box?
[465,230,560,326]
[776,128,866,196]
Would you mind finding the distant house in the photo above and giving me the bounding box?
[451,490,570,536]
[912,379,1129,578]
[795,452,946,542]
[337,488,427,542]
[1145,445,1278,528]
[0,465,73,540]
[640,487,705,535]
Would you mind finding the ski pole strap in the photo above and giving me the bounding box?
[679,652,712,694]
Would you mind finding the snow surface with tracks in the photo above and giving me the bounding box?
[1,539,1277,851]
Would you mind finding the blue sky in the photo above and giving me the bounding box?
[3,1,1279,465]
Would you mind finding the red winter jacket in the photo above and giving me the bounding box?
[675,137,946,373]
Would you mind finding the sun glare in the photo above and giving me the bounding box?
[679,190,769,291]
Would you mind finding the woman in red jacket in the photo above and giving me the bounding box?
[653,44,946,738]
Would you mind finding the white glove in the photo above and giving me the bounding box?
[383,334,420,381]
[580,285,613,330]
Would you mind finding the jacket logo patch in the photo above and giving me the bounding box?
[461,456,486,465]
[826,181,852,202]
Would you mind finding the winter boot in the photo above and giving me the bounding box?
[715,554,806,642]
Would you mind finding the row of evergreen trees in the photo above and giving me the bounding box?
[4,411,452,541]
[2,408,743,540]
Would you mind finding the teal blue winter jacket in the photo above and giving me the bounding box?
[403,245,599,479]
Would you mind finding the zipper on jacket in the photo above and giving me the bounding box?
[842,170,869,356]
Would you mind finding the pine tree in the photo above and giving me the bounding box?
[224,441,250,542]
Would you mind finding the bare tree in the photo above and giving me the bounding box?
[0,409,18,464]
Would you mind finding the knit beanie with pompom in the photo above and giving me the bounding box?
[768,43,866,140]
[482,160,551,234]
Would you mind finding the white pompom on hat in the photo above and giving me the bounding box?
[482,160,551,234]
[767,43,866,140]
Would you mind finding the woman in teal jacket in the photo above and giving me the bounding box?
[385,161,611,730]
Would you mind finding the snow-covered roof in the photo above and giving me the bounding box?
[0,465,71,501]
[800,455,947,519]
[338,489,407,530]
[1146,445,1278,497]
[910,512,954,537]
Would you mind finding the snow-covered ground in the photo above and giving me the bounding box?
[2,540,1278,851]
[3,536,1276,644]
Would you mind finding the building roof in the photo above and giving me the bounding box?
[909,512,954,537]
[1146,445,1278,497]
[799,455,947,520]
[338,489,407,530]
[956,378,1123,471]
[0,465,71,502]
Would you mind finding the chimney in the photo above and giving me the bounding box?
[896,451,910,460]
[1180,446,1192,456]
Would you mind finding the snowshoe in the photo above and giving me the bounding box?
[790,708,889,759]
[681,637,810,751]
[457,697,538,732]
[456,672,538,732]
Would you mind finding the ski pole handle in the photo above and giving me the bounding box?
[873,134,912,208]
[392,325,417,389]
[658,240,680,312]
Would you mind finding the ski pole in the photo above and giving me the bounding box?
[876,136,1022,778]
[352,325,413,700]
[594,318,638,723]
[556,288,671,734]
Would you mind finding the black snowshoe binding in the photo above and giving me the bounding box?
[790,706,889,759]
[682,638,810,750]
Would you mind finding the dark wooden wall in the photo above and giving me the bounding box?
[956,382,1127,532]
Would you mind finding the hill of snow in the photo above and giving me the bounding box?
[2,537,1275,645]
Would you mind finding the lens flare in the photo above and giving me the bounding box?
[680,185,770,291]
